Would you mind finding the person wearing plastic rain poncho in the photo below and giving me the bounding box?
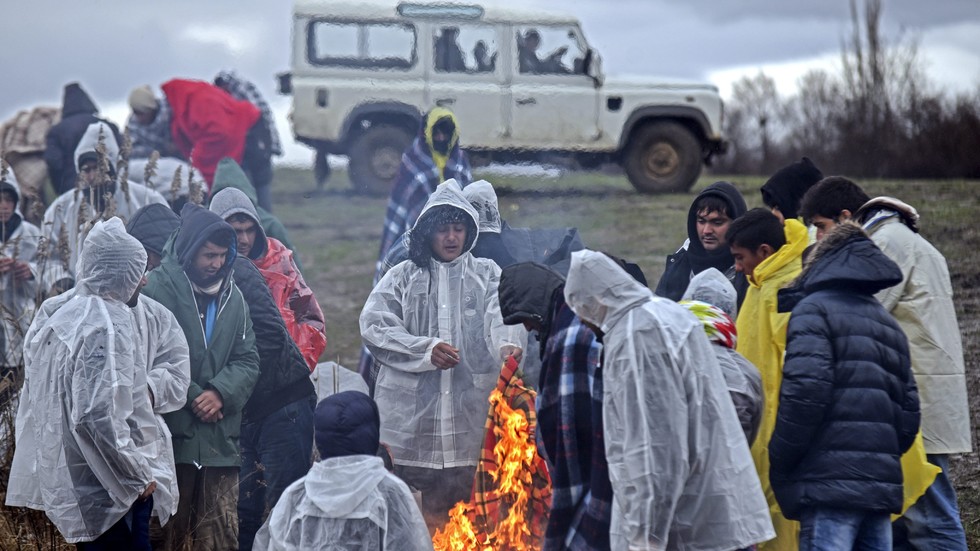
[41,121,167,296]
[253,391,432,551]
[6,218,180,548]
[680,268,764,446]
[563,250,775,551]
[0,171,41,372]
[360,180,525,528]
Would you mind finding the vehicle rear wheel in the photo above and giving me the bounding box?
[347,125,413,195]
[623,121,702,193]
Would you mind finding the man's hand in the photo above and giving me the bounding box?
[138,481,157,502]
[11,261,32,281]
[192,390,224,423]
[0,257,13,274]
[501,346,523,365]
[432,342,461,370]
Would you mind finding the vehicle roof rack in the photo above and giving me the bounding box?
[396,2,484,20]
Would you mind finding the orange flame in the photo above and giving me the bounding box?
[433,388,544,550]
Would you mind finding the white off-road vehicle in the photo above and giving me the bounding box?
[279,1,727,193]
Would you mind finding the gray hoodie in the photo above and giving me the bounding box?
[209,186,268,260]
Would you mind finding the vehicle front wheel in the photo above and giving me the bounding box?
[623,122,702,193]
[347,125,413,195]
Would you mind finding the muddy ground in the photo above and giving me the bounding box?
[273,166,980,543]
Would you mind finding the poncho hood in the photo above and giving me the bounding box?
[209,186,268,259]
[73,121,120,173]
[211,157,260,207]
[75,217,147,302]
[564,250,653,333]
[682,267,738,319]
[60,82,98,118]
[306,456,389,517]
[125,203,179,256]
[408,178,479,267]
[461,179,502,234]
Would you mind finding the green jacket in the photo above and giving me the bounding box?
[142,238,260,467]
[210,157,303,272]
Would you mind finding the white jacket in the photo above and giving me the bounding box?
[0,174,41,368]
[253,455,433,551]
[564,250,774,551]
[6,219,182,542]
[360,182,524,469]
[863,205,972,454]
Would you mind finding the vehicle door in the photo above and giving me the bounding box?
[507,25,600,149]
[425,21,507,150]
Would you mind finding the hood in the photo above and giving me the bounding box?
[75,218,147,302]
[408,178,479,267]
[687,181,747,246]
[564,250,653,332]
[751,218,808,287]
[173,203,237,277]
[779,222,902,311]
[314,391,380,460]
[0,170,21,208]
[73,121,120,173]
[498,262,566,334]
[602,74,720,93]
[422,107,460,171]
[855,196,920,233]
[211,157,259,207]
[681,267,738,319]
[60,82,98,118]
[125,203,180,256]
[305,456,389,517]
[759,157,823,221]
[461,179,502,233]
[209,187,268,259]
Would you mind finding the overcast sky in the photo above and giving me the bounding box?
[3,0,978,165]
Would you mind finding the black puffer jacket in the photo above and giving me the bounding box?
[232,257,315,422]
[770,222,919,519]
[654,181,748,305]
[44,83,122,194]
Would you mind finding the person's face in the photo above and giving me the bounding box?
[731,244,774,278]
[527,35,540,51]
[0,193,16,224]
[192,241,228,282]
[134,108,157,125]
[431,222,467,262]
[809,213,854,241]
[696,208,732,252]
[146,250,163,272]
[79,159,101,187]
[127,264,149,307]
[228,217,258,258]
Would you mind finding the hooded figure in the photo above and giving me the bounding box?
[770,222,919,528]
[498,262,613,550]
[210,185,325,370]
[461,179,517,268]
[43,82,122,194]
[564,250,774,551]
[654,181,748,306]
[252,392,432,550]
[6,219,166,544]
[125,203,180,271]
[360,182,524,523]
[42,121,167,294]
[680,268,764,446]
[0,172,41,369]
[376,108,471,273]
[760,157,824,223]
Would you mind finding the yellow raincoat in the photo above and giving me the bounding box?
[737,219,939,550]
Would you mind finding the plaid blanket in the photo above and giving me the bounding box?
[215,70,283,156]
[127,97,174,159]
[470,355,552,547]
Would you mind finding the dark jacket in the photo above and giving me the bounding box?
[44,83,122,194]
[142,204,260,467]
[655,181,748,306]
[125,203,179,256]
[770,222,919,519]
[232,256,315,422]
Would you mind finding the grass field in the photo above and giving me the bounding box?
[274,165,980,545]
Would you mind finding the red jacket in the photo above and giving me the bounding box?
[254,237,327,371]
[162,79,260,186]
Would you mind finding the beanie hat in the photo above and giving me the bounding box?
[314,391,381,460]
[760,157,824,221]
[128,85,158,113]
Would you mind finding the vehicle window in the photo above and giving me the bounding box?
[516,26,587,75]
[308,21,416,70]
[433,24,498,74]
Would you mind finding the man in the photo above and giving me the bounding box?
[210,184,326,370]
[0,171,41,373]
[727,208,808,550]
[770,221,919,550]
[253,391,431,550]
[142,203,260,550]
[127,85,182,160]
[800,177,972,549]
[360,182,524,528]
[375,107,470,279]
[498,261,612,551]
[125,203,180,271]
[759,157,824,224]
[44,82,122,194]
[655,181,749,307]
[6,219,168,548]
[563,250,774,550]
[42,121,167,294]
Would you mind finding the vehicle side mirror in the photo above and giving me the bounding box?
[585,49,603,88]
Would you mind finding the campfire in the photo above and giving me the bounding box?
[433,358,552,551]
